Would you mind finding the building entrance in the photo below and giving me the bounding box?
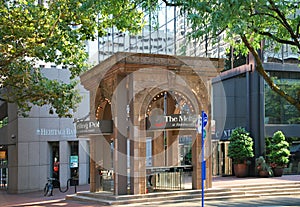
[77,52,223,195]
[0,146,8,189]
[49,142,59,180]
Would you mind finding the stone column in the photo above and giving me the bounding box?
[89,138,96,192]
[192,132,201,189]
[59,141,69,187]
[129,76,146,195]
[129,127,146,194]
[78,140,89,185]
[152,131,165,167]
[113,75,128,195]
[166,131,179,166]
[205,130,212,188]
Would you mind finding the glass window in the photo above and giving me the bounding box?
[265,73,300,124]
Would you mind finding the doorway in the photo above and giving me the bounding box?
[49,142,60,179]
[0,146,8,189]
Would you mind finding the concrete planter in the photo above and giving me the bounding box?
[234,163,248,178]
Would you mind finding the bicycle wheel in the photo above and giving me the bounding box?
[48,185,53,196]
[43,183,49,196]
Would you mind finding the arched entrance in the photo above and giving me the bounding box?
[78,52,223,195]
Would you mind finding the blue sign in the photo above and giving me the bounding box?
[202,112,208,128]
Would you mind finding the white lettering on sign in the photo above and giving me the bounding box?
[214,129,234,140]
[36,128,76,137]
[164,115,195,123]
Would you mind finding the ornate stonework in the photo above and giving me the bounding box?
[80,52,223,195]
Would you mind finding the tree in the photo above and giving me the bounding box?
[0,0,144,117]
[154,0,300,112]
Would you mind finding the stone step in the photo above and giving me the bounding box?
[66,181,300,206]
[220,181,300,189]
[67,188,249,205]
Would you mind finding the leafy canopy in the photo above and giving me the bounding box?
[154,0,300,111]
[0,0,144,117]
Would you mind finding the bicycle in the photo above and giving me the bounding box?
[44,177,54,196]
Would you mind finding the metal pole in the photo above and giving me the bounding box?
[201,110,205,207]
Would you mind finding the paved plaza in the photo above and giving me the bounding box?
[1,175,300,207]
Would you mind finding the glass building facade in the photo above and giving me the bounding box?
[265,71,300,125]
[90,4,228,64]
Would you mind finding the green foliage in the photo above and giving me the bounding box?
[0,0,144,117]
[266,131,290,167]
[255,156,273,177]
[228,127,254,164]
[224,48,247,71]
[179,0,300,54]
[149,0,300,112]
[0,117,8,128]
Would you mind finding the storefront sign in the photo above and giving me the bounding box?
[70,155,78,168]
[76,120,113,137]
[214,128,235,140]
[36,128,75,137]
[146,114,197,130]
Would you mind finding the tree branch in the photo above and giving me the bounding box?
[250,10,285,26]
[268,0,300,50]
[253,28,298,46]
[161,0,181,6]
[240,34,300,111]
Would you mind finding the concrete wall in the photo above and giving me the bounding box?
[212,72,248,140]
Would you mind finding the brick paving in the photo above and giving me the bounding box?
[0,175,299,207]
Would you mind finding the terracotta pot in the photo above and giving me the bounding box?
[273,167,284,177]
[258,170,269,177]
[234,163,248,178]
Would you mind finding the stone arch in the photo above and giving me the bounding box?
[80,52,223,195]
[93,53,212,122]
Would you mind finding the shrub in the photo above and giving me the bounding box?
[267,131,290,168]
[228,127,254,164]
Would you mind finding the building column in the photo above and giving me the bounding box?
[129,77,146,195]
[89,138,96,192]
[166,131,179,166]
[152,131,165,167]
[78,140,90,185]
[59,141,69,186]
[113,75,128,195]
[129,128,146,195]
[205,130,212,188]
[192,132,201,189]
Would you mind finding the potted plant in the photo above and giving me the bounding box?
[266,131,290,177]
[255,156,273,177]
[228,127,254,177]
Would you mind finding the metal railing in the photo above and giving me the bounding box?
[147,166,192,191]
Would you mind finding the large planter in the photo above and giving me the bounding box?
[273,167,284,177]
[258,170,269,177]
[234,163,248,178]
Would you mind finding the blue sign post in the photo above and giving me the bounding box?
[201,111,207,207]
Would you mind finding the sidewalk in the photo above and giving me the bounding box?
[212,174,300,188]
[0,184,90,207]
[0,175,299,207]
